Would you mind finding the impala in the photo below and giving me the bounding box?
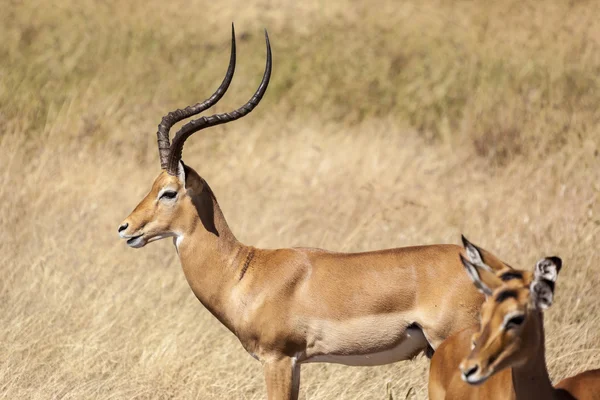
[118,25,486,399]
[429,237,600,400]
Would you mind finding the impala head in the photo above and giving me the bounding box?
[118,163,189,247]
[118,24,271,248]
[458,236,562,385]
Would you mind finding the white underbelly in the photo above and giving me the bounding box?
[300,314,428,367]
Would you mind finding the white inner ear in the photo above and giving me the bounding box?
[177,161,186,188]
[463,259,493,297]
[465,245,481,264]
[465,242,492,272]
[535,258,558,282]
[530,280,553,310]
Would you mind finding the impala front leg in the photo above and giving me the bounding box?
[263,357,300,400]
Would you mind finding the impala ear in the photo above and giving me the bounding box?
[460,254,503,297]
[530,279,555,310]
[534,257,562,283]
[461,235,490,271]
[177,160,186,187]
[461,235,513,272]
[530,257,562,310]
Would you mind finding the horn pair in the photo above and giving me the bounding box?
[156,24,272,175]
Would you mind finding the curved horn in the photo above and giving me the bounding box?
[166,29,272,176]
[156,24,237,170]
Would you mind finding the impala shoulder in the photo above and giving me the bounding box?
[555,368,600,397]
[249,248,314,284]
[257,247,315,264]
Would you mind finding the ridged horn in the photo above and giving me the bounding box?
[156,24,237,169]
[166,29,272,176]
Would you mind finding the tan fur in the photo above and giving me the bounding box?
[429,243,600,400]
[120,166,484,399]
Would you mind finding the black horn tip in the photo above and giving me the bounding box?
[230,24,237,58]
[166,27,271,173]
[264,29,272,66]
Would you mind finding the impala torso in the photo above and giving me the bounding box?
[119,26,486,399]
[428,238,600,400]
[169,170,483,366]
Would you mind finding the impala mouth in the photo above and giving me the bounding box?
[461,368,492,386]
[126,234,145,248]
[463,373,488,385]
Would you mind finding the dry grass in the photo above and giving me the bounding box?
[1,0,599,398]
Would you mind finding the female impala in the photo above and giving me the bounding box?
[429,237,600,400]
[118,25,487,399]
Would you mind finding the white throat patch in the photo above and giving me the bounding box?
[174,234,184,252]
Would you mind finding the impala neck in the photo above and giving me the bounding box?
[175,170,247,333]
[511,312,557,400]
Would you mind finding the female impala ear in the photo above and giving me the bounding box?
[461,234,514,273]
[461,235,491,271]
[534,257,562,282]
[530,279,555,310]
[460,254,503,296]
[530,257,562,310]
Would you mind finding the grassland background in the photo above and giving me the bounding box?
[1,0,599,398]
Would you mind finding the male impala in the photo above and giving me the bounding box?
[118,26,486,399]
[429,237,600,400]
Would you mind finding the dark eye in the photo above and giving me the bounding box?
[160,190,177,200]
[506,315,525,329]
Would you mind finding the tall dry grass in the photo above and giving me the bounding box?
[1,0,599,398]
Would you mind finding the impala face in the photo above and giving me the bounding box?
[458,254,562,385]
[118,167,186,248]
[459,284,532,384]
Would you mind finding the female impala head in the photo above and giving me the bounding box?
[118,24,272,248]
[457,236,562,385]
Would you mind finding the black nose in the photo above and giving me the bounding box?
[463,364,479,379]
[118,223,128,233]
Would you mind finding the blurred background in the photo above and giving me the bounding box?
[1,0,599,398]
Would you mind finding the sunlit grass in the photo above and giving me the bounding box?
[1,0,599,398]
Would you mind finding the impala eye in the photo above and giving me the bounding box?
[505,315,525,329]
[160,190,177,200]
